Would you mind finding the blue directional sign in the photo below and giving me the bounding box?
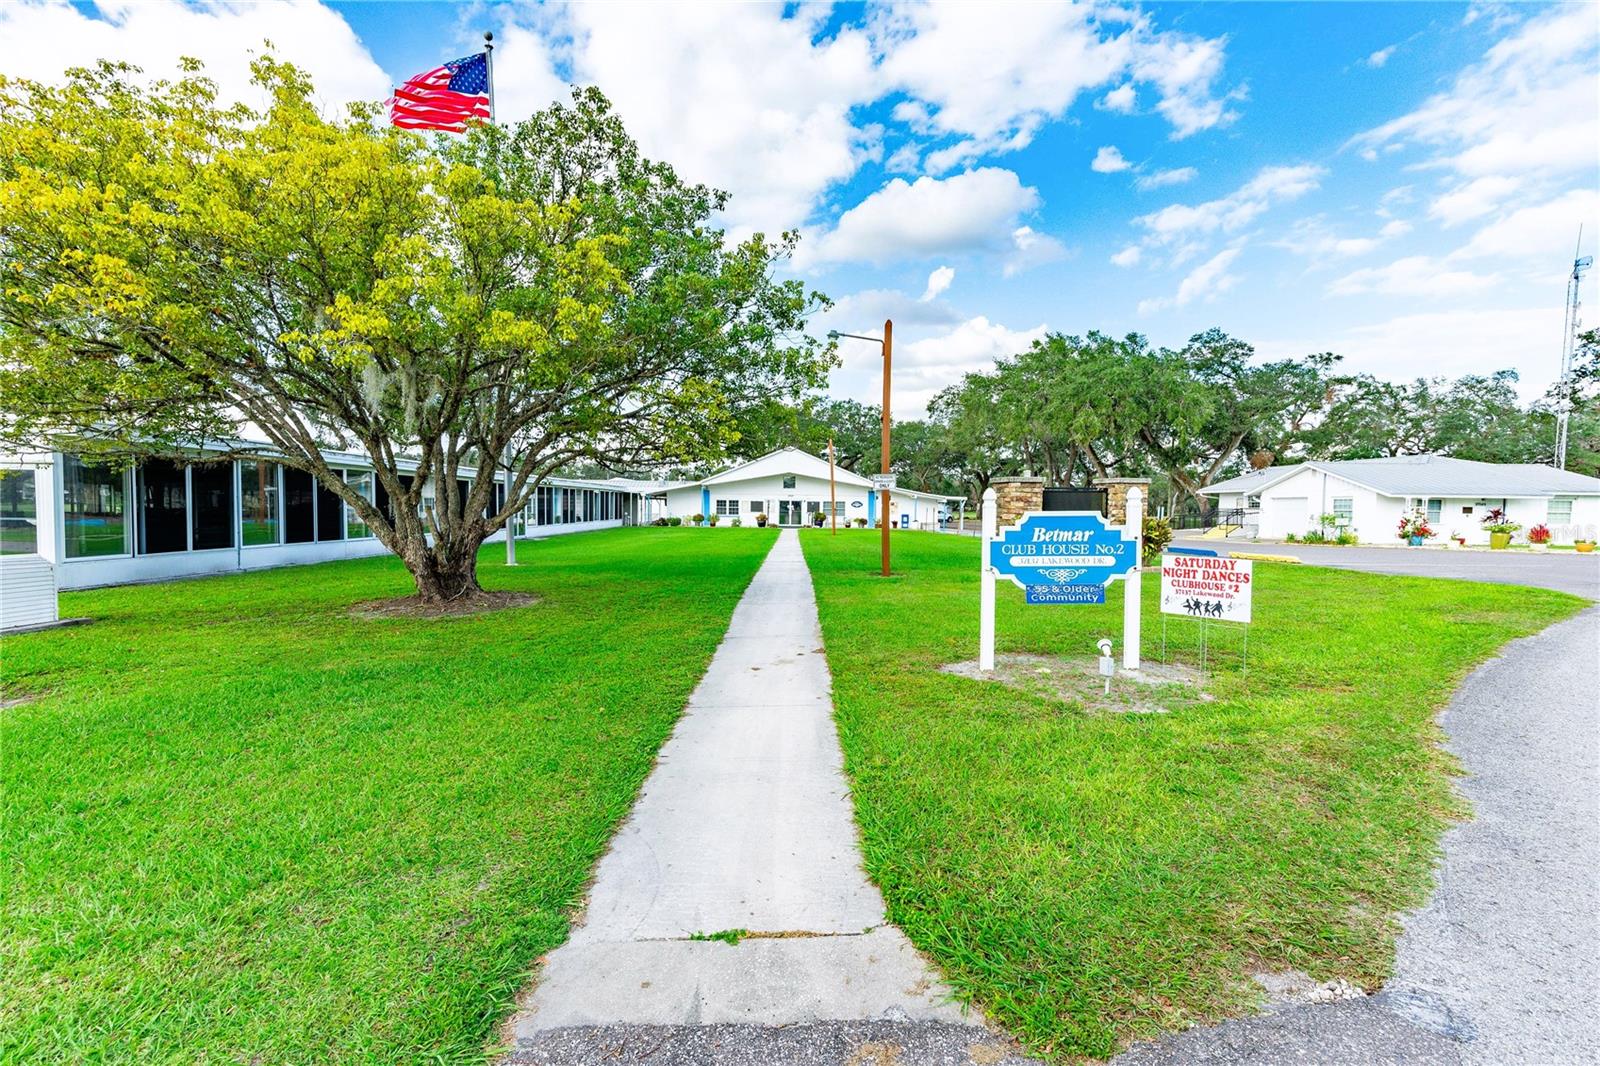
[989,511,1138,602]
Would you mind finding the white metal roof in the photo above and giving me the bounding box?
[697,447,876,489]
[1202,455,1600,498]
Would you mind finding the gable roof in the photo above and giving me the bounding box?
[1202,455,1600,498]
[699,446,875,489]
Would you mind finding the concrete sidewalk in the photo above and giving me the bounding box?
[504,530,1006,1060]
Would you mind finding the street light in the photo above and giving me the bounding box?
[826,319,893,577]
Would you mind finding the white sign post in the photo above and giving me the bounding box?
[980,487,996,671]
[1123,486,1144,672]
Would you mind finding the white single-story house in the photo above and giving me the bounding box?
[1201,455,1600,545]
[655,447,961,530]
[0,445,651,590]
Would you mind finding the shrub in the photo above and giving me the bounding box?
[1335,530,1359,545]
[652,517,668,526]
[1141,515,1173,562]
[731,517,743,528]
[668,516,682,527]
[811,512,826,528]
[1285,532,1298,542]
[1301,529,1327,544]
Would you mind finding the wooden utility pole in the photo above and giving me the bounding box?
[829,437,838,535]
[880,318,892,577]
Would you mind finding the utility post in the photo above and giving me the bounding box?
[980,486,996,670]
[880,318,893,577]
[828,437,838,535]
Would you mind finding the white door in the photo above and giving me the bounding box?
[1262,496,1308,539]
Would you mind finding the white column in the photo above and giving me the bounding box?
[980,486,996,671]
[1123,487,1144,671]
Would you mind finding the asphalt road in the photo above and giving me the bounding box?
[1171,538,1600,600]
[1117,579,1600,1063]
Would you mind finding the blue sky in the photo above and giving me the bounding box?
[7,1,1598,414]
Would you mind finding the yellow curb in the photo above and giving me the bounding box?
[1229,551,1301,564]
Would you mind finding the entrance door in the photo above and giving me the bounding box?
[778,500,801,526]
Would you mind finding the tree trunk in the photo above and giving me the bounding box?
[399,534,485,603]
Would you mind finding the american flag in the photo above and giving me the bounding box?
[389,52,491,132]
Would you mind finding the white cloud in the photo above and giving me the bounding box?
[1428,175,1523,226]
[874,3,1237,172]
[1139,246,1241,312]
[1004,226,1068,277]
[1349,5,1599,180]
[1098,82,1137,112]
[921,266,956,302]
[0,0,390,110]
[1328,256,1499,297]
[1135,165,1324,245]
[891,316,1049,412]
[1261,306,1560,397]
[1275,216,1412,258]
[495,3,879,239]
[1092,145,1133,173]
[803,167,1042,267]
[1134,166,1198,191]
[1111,245,1143,268]
[1456,187,1600,263]
[1365,45,1398,68]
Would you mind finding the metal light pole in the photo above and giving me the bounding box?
[828,437,838,535]
[828,320,893,576]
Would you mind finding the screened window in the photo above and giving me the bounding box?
[63,456,129,558]
[715,499,739,516]
[345,470,374,539]
[782,476,796,489]
[1331,497,1353,525]
[0,470,39,555]
[283,468,316,543]
[1549,496,1574,524]
[137,459,188,554]
[750,500,766,514]
[190,462,235,550]
[560,488,575,524]
[240,460,280,545]
[316,476,344,541]
[537,485,553,525]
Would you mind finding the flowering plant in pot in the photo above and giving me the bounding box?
[1526,523,1551,549]
[1480,508,1520,548]
[754,512,768,527]
[691,512,705,527]
[1397,511,1434,546]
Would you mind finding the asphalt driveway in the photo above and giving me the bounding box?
[1171,539,1600,600]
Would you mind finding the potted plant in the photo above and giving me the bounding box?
[707,514,719,527]
[854,517,867,528]
[1578,540,1596,553]
[668,516,682,526]
[1526,523,1551,550]
[755,512,768,528]
[1449,531,1466,548]
[731,517,742,527]
[691,512,705,528]
[1397,511,1434,547]
[1480,507,1520,549]
[1576,526,1596,553]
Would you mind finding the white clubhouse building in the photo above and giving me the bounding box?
[1202,455,1600,545]
[654,447,959,529]
[0,445,651,591]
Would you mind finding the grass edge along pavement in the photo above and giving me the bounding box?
[0,527,777,1063]
[800,528,1586,1061]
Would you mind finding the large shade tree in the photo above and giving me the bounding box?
[0,60,830,600]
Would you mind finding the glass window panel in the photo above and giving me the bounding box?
[137,459,188,554]
[537,485,552,525]
[63,455,129,558]
[190,461,234,550]
[283,468,316,543]
[345,470,374,539]
[240,460,280,545]
[1332,497,1353,525]
[1549,497,1574,524]
[782,476,796,489]
[317,475,345,540]
[1426,498,1443,525]
[750,500,766,514]
[0,470,39,555]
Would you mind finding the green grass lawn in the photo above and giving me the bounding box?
[1,528,776,1063]
[801,529,1586,1060]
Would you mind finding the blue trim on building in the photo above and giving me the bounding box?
[867,490,876,524]
[701,487,710,520]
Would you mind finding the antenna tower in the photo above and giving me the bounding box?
[1555,228,1592,470]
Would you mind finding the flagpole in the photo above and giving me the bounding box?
[483,31,495,123]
